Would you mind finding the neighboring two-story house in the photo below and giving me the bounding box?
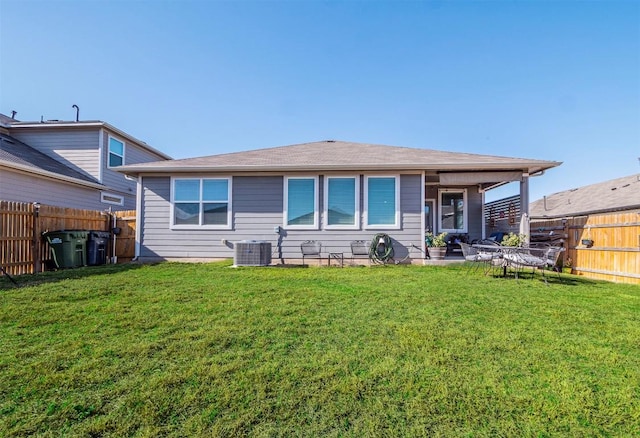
[0,113,170,211]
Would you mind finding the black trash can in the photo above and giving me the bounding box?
[43,230,88,268]
[87,231,110,266]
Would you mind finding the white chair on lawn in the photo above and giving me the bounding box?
[460,242,494,274]
[545,246,566,281]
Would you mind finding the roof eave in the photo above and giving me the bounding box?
[531,204,640,219]
[118,161,561,175]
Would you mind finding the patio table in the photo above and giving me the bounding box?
[472,244,563,284]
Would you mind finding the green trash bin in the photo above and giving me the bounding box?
[43,230,88,268]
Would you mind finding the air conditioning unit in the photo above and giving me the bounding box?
[234,240,272,267]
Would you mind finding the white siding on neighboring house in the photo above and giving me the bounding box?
[0,170,105,210]
[11,128,101,181]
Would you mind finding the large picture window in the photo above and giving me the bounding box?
[172,178,231,228]
[438,188,467,233]
[365,175,399,228]
[285,177,318,229]
[108,136,124,167]
[325,176,359,229]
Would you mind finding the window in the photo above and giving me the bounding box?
[172,178,231,228]
[108,136,124,167]
[365,176,399,228]
[100,192,124,206]
[325,176,359,229]
[284,177,318,229]
[439,189,467,233]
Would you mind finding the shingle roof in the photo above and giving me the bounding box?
[0,114,17,126]
[530,174,640,218]
[118,140,560,174]
[0,133,104,187]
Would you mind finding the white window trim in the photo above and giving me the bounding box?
[170,176,233,230]
[364,175,400,230]
[425,198,436,233]
[438,188,468,233]
[324,175,360,230]
[100,192,124,206]
[107,135,125,168]
[98,128,104,183]
[284,176,319,230]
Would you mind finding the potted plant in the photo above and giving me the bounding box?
[501,232,526,247]
[562,257,573,274]
[425,232,448,260]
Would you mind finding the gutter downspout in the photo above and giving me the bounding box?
[134,175,142,260]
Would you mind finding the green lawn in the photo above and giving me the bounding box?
[1,262,639,437]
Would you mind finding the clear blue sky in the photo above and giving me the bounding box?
[1,0,638,202]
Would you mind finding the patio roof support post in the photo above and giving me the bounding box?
[480,187,486,240]
[520,173,530,216]
[421,171,426,245]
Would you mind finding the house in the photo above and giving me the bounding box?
[117,140,561,263]
[529,173,640,218]
[0,113,171,211]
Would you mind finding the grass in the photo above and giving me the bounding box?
[1,261,639,437]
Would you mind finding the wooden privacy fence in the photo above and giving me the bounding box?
[113,209,136,264]
[531,211,640,285]
[0,200,136,277]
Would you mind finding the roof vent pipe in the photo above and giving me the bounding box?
[10,110,17,119]
[72,104,79,122]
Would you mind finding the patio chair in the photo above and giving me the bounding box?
[472,240,504,275]
[350,240,370,265]
[545,246,566,281]
[502,246,552,284]
[460,242,493,274]
[300,240,322,266]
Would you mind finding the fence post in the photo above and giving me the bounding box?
[33,202,41,273]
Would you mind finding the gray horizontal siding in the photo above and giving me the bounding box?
[1,169,104,210]
[114,192,136,211]
[11,128,101,180]
[139,174,425,262]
